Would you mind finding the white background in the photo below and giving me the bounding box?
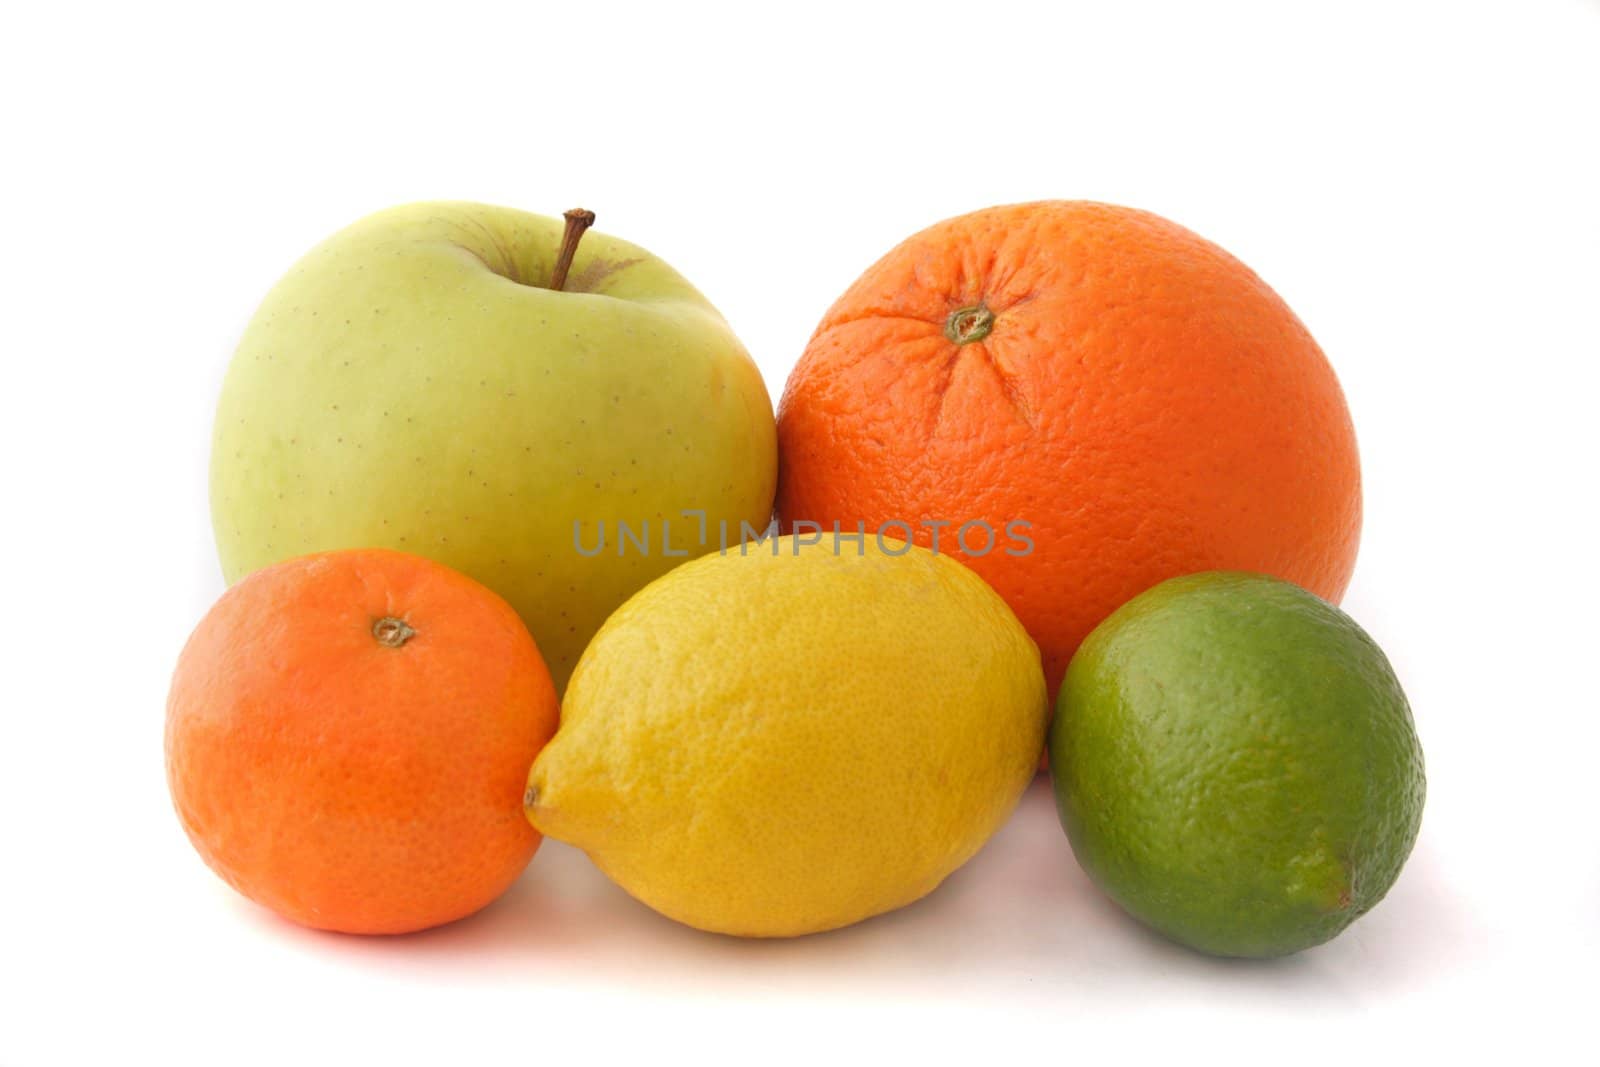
[4,1,1598,1062]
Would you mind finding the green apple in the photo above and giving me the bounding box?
[212,202,777,688]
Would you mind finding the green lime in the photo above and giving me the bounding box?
[1049,572,1425,958]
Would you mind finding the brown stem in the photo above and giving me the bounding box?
[549,208,596,291]
[372,616,416,648]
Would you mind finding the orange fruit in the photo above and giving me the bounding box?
[777,201,1360,696]
[165,548,559,934]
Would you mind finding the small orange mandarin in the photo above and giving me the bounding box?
[166,548,559,934]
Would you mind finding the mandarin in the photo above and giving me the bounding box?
[166,548,559,934]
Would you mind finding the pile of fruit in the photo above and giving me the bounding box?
[168,200,1424,958]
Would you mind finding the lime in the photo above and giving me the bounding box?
[1050,572,1424,957]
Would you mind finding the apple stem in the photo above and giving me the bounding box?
[549,208,596,292]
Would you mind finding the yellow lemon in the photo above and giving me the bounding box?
[524,535,1047,937]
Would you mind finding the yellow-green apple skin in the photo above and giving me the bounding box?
[211,202,777,689]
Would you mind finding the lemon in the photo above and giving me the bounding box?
[524,535,1047,937]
